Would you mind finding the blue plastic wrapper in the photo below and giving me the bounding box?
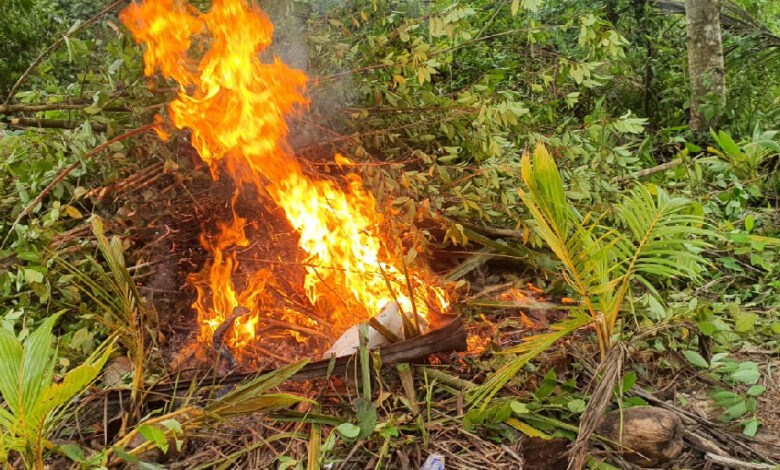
[421,453,445,470]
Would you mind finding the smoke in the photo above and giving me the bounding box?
[260,0,356,154]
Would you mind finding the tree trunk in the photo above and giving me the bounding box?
[685,0,726,133]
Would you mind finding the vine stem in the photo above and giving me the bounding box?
[1,123,156,249]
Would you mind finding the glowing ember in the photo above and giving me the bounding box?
[121,0,449,361]
[466,334,490,354]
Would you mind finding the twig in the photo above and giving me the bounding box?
[1,123,155,249]
[705,453,776,469]
[611,159,684,183]
[0,101,130,114]
[459,225,531,259]
[263,317,331,340]
[212,306,248,368]
[684,430,730,457]
[4,117,107,132]
[3,0,128,106]
[501,445,525,466]
[465,281,515,301]
[83,161,165,199]
[466,224,525,240]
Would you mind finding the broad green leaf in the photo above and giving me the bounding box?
[719,400,749,421]
[160,419,183,434]
[730,369,760,385]
[510,401,529,414]
[621,371,637,392]
[567,399,586,413]
[138,424,169,453]
[683,350,709,368]
[24,268,44,284]
[734,313,756,333]
[355,398,377,439]
[335,423,360,439]
[744,215,754,232]
[0,328,23,415]
[59,444,85,463]
[534,368,557,399]
[743,418,759,437]
[711,390,741,407]
[20,313,61,420]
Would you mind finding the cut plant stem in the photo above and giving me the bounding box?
[358,323,371,400]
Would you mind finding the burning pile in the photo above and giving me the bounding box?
[120,0,449,364]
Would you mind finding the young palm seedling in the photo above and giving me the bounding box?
[468,142,711,467]
[0,313,114,468]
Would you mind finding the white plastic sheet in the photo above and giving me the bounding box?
[322,302,427,358]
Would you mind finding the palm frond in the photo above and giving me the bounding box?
[0,314,113,468]
[467,312,591,409]
[54,217,156,409]
[605,184,712,331]
[519,143,610,352]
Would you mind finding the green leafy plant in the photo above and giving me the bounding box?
[0,312,113,468]
[470,142,710,408]
[683,351,765,436]
[708,127,780,180]
[519,142,711,357]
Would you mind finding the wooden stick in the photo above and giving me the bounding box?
[5,117,108,132]
[0,102,130,114]
[611,159,684,183]
[705,453,776,470]
[684,430,730,457]
[1,123,156,249]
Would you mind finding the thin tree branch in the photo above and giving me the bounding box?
[612,158,684,183]
[1,123,156,249]
[3,0,128,107]
[0,102,130,114]
[4,118,108,132]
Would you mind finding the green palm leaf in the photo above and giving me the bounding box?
[472,143,712,410]
[467,312,591,409]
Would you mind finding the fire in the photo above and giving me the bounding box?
[121,0,449,361]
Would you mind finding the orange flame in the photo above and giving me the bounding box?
[121,0,448,360]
